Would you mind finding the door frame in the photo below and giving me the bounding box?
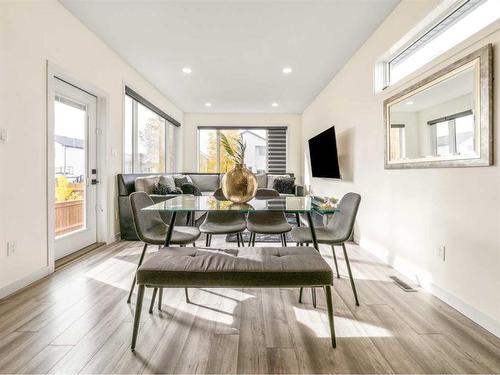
[46,61,109,273]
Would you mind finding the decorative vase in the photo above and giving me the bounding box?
[221,163,258,203]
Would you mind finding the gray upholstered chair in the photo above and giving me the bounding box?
[199,188,246,246]
[247,188,292,246]
[290,192,361,305]
[127,191,201,303]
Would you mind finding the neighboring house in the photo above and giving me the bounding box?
[54,135,85,181]
[241,130,267,173]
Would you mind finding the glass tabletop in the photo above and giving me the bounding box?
[142,195,339,213]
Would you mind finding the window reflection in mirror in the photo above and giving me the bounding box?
[388,62,478,163]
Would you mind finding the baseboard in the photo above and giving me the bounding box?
[359,237,500,339]
[0,266,51,300]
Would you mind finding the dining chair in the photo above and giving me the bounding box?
[199,188,246,247]
[247,188,292,246]
[290,192,361,305]
[127,191,201,304]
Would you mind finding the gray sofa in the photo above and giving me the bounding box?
[117,172,303,240]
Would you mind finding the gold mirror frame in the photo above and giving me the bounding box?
[384,44,493,169]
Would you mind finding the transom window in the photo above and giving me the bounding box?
[124,87,179,173]
[198,127,287,174]
[384,0,500,87]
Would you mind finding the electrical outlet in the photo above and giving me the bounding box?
[0,128,8,143]
[7,241,16,256]
[438,245,446,262]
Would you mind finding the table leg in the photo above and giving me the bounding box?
[150,212,178,312]
[164,211,177,247]
[306,211,319,308]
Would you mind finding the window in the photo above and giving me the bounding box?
[389,124,406,160]
[385,0,500,86]
[429,110,474,156]
[197,127,287,174]
[124,87,180,173]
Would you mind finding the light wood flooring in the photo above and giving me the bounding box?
[1,237,500,374]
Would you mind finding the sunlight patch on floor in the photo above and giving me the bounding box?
[293,306,392,338]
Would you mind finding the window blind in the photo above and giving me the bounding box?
[125,86,181,127]
[267,127,287,174]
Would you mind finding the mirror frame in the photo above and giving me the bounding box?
[384,44,493,169]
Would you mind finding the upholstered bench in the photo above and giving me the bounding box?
[131,246,336,350]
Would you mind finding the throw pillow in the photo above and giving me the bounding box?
[255,173,267,188]
[174,176,191,188]
[158,175,176,189]
[267,174,290,189]
[152,183,182,195]
[134,176,159,194]
[272,177,295,195]
[181,182,202,196]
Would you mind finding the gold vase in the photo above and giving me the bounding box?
[221,164,258,203]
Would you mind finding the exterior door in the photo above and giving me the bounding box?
[53,78,98,260]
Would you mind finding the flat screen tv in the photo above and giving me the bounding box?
[308,126,341,178]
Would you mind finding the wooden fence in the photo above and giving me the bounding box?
[55,182,85,236]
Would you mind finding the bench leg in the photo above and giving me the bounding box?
[131,285,145,351]
[149,288,158,313]
[324,285,336,348]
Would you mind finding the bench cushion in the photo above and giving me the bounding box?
[137,246,332,288]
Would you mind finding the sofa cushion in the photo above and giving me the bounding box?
[267,174,290,189]
[255,174,267,188]
[134,176,160,194]
[189,174,219,192]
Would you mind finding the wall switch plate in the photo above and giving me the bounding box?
[439,246,446,262]
[0,129,8,143]
[7,241,16,256]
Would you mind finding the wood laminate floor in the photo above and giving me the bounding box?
[1,237,500,374]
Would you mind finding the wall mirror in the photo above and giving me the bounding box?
[384,44,492,169]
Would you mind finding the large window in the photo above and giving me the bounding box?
[124,87,180,173]
[198,127,287,174]
[384,0,500,86]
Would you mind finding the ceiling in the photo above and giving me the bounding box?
[59,0,399,114]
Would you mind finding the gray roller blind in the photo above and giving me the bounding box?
[267,127,287,173]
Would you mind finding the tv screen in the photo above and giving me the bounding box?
[308,126,341,178]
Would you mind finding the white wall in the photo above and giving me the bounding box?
[183,113,302,179]
[301,0,500,335]
[0,0,183,295]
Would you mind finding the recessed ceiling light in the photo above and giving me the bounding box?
[182,67,192,74]
[205,102,212,107]
[272,102,279,107]
[282,67,292,74]
[406,100,414,105]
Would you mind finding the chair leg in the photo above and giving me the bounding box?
[149,288,158,313]
[127,243,148,304]
[295,212,301,227]
[280,234,285,247]
[207,234,212,247]
[311,288,317,308]
[324,285,336,348]
[342,243,359,306]
[283,233,288,247]
[158,288,163,310]
[205,234,210,247]
[238,233,245,247]
[192,242,196,247]
[331,244,340,278]
[131,285,145,351]
[185,288,190,303]
[236,233,241,247]
[252,233,256,246]
[298,287,303,303]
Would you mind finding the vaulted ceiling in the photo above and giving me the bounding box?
[60,0,399,113]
